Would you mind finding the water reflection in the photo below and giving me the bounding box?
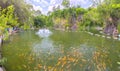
[32,38,63,58]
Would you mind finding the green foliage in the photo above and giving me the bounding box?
[0,0,34,29]
[32,0,120,33]
[82,8,101,27]
[46,16,54,27]
[23,23,30,30]
[117,62,120,65]
[117,24,120,32]
[0,57,7,66]
[0,5,18,35]
[62,0,70,8]
[34,15,47,28]
[76,8,86,15]
[6,5,18,26]
[112,4,120,8]
[47,7,87,30]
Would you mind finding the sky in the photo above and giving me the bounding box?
[26,0,92,15]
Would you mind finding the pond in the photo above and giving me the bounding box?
[2,30,120,71]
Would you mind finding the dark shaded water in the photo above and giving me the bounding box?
[2,30,120,71]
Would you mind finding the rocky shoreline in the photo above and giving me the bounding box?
[0,28,19,71]
[0,37,6,71]
[0,36,6,71]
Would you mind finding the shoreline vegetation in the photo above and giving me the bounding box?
[0,27,19,71]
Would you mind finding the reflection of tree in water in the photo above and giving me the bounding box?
[33,38,53,54]
[33,38,59,56]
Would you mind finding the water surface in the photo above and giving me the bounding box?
[2,30,120,71]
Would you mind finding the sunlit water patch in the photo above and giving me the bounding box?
[32,38,63,57]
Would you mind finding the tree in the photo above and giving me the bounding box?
[33,15,48,28]
[0,5,18,35]
[34,10,41,16]
[0,0,34,28]
[90,0,103,6]
[62,0,70,8]
[96,0,120,35]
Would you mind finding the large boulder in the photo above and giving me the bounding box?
[103,23,116,35]
[0,67,3,71]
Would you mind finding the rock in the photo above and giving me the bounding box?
[0,67,6,71]
[102,35,105,38]
[0,67,3,71]
[106,36,111,39]
[95,34,100,37]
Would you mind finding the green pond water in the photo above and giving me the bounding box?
[2,30,120,71]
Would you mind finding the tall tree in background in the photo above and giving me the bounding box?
[62,0,70,8]
[90,0,103,7]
